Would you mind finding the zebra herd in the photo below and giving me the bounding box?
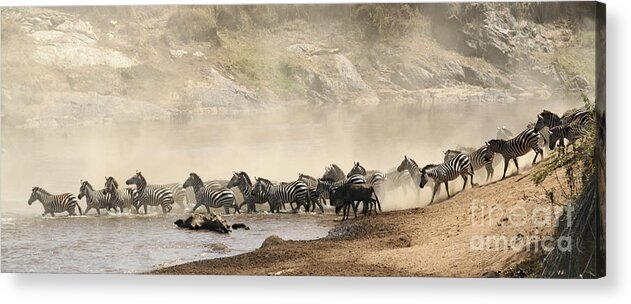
[27,107,593,218]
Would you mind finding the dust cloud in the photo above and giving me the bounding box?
[1,97,581,214]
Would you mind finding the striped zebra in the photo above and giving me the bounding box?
[183,173,239,215]
[347,162,386,189]
[226,171,269,213]
[78,180,112,215]
[383,168,416,194]
[150,183,187,211]
[547,119,591,151]
[396,156,422,188]
[535,109,590,133]
[125,171,174,214]
[299,173,328,207]
[419,153,474,204]
[322,164,346,181]
[28,186,82,216]
[444,144,495,182]
[485,127,543,179]
[104,176,139,213]
[251,177,310,213]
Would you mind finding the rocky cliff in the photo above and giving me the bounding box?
[1,3,597,128]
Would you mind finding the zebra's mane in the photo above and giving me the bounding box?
[189,172,204,185]
[107,177,119,189]
[330,164,345,176]
[239,171,253,186]
[350,162,366,174]
[81,180,95,191]
[257,177,273,185]
[539,110,560,120]
[420,164,438,172]
[299,173,317,181]
[32,187,51,195]
[407,157,418,167]
[136,172,147,186]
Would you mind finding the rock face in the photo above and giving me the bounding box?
[174,213,231,233]
[286,43,380,105]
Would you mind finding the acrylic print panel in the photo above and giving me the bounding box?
[0,2,605,277]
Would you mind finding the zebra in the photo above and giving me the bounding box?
[125,171,174,214]
[150,183,187,210]
[485,127,543,179]
[28,186,82,216]
[78,180,112,215]
[534,109,591,147]
[419,153,475,204]
[396,156,422,188]
[444,144,495,182]
[251,177,310,213]
[383,168,416,194]
[226,171,269,213]
[547,117,592,151]
[104,176,139,213]
[299,173,328,207]
[183,172,239,215]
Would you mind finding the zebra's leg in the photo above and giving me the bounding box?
[502,158,510,179]
[513,158,520,174]
[143,204,148,215]
[532,148,542,165]
[430,184,438,204]
[192,203,201,213]
[205,205,211,214]
[445,181,451,198]
[96,208,101,216]
[161,204,168,214]
[486,164,494,182]
[461,174,468,191]
[50,211,55,217]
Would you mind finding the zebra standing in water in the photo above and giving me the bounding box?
[28,187,82,216]
[485,127,543,179]
[104,176,138,213]
[419,153,475,204]
[444,144,495,182]
[226,171,269,213]
[78,180,111,215]
[251,177,310,213]
[183,173,239,215]
[150,183,187,211]
[299,173,328,208]
[125,171,174,214]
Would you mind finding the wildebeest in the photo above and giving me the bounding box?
[329,183,381,221]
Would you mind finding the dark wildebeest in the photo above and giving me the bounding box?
[329,183,382,221]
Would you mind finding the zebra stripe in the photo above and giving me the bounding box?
[486,127,543,179]
[184,173,238,215]
[444,145,495,182]
[78,180,112,215]
[419,153,474,204]
[299,173,329,205]
[534,109,590,132]
[150,183,187,210]
[125,171,174,214]
[227,171,269,212]
[28,187,82,216]
[548,118,591,150]
[104,176,138,213]
[347,162,385,190]
[396,156,422,186]
[252,178,310,213]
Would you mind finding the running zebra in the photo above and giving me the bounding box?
[183,173,239,215]
[383,168,416,194]
[251,177,310,213]
[104,176,138,213]
[28,186,82,216]
[534,109,590,133]
[150,183,187,210]
[125,171,174,214]
[444,144,495,182]
[485,127,543,179]
[419,153,475,204]
[227,171,269,213]
[78,180,112,215]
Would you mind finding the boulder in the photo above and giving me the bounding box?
[461,65,495,88]
[174,213,231,233]
[260,235,284,249]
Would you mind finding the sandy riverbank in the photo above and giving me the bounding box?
[150,163,568,277]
